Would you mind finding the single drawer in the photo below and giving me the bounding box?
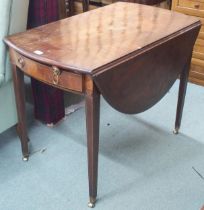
[199,17,204,25]
[192,56,204,67]
[193,50,204,60]
[178,0,204,11]
[198,23,204,39]
[193,38,204,59]
[173,0,204,17]
[10,50,83,93]
[190,60,204,81]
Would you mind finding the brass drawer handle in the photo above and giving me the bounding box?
[18,57,25,68]
[194,4,200,9]
[52,66,61,85]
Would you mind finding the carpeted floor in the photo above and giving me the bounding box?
[0,80,204,210]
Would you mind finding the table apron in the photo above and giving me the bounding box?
[9,49,84,94]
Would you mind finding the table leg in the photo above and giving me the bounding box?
[82,0,89,12]
[174,56,191,134]
[68,0,75,17]
[85,84,100,208]
[12,64,29,161]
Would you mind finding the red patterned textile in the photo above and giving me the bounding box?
[27,0,65,124]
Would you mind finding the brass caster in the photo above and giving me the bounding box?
[88,202,95,208]
[88,197,96,208]
[22,156,29,162]
[173,128,179,135]
[47,123,54,128]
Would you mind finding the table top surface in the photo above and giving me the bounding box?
[5,2,200,74]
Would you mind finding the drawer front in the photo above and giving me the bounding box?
[178,0,204,11]
[10,50,83,93]
[192,56,204,67]
[172,0,204,17]
[193,51,204,60]
[189,58,204,84]
[198,18,204,38]
[193,38,204,59]
[189,59,204,82]
[186,17,204,39]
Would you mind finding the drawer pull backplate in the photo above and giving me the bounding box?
[52,66,61,85]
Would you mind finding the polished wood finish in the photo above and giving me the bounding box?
[94,27,199,114]
[172,0,204,86]
[11,64,29,159]
[174,55,192,133]
[85,81,100,205]
[5,3,200,73]
[5,2,201,207]
[10,49,83,93]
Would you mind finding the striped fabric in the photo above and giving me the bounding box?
[27,0,59,28]
[27,0,65,124]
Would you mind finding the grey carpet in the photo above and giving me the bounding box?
[0,80,204,210]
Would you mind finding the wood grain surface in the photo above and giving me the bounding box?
[5,2,200,74]
[10,49,83,93]
[94,27,200,113]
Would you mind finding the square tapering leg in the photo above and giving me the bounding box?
[12,64,29,161]
[174,55,192,134]
[85,84,100,208]
[82,0,89,12]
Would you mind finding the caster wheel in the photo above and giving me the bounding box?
[173,128,179,135]
[47,123,54,127]
[22,156,29,161]
[88,202,95,208]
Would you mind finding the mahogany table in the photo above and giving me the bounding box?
[5,2,200,208]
